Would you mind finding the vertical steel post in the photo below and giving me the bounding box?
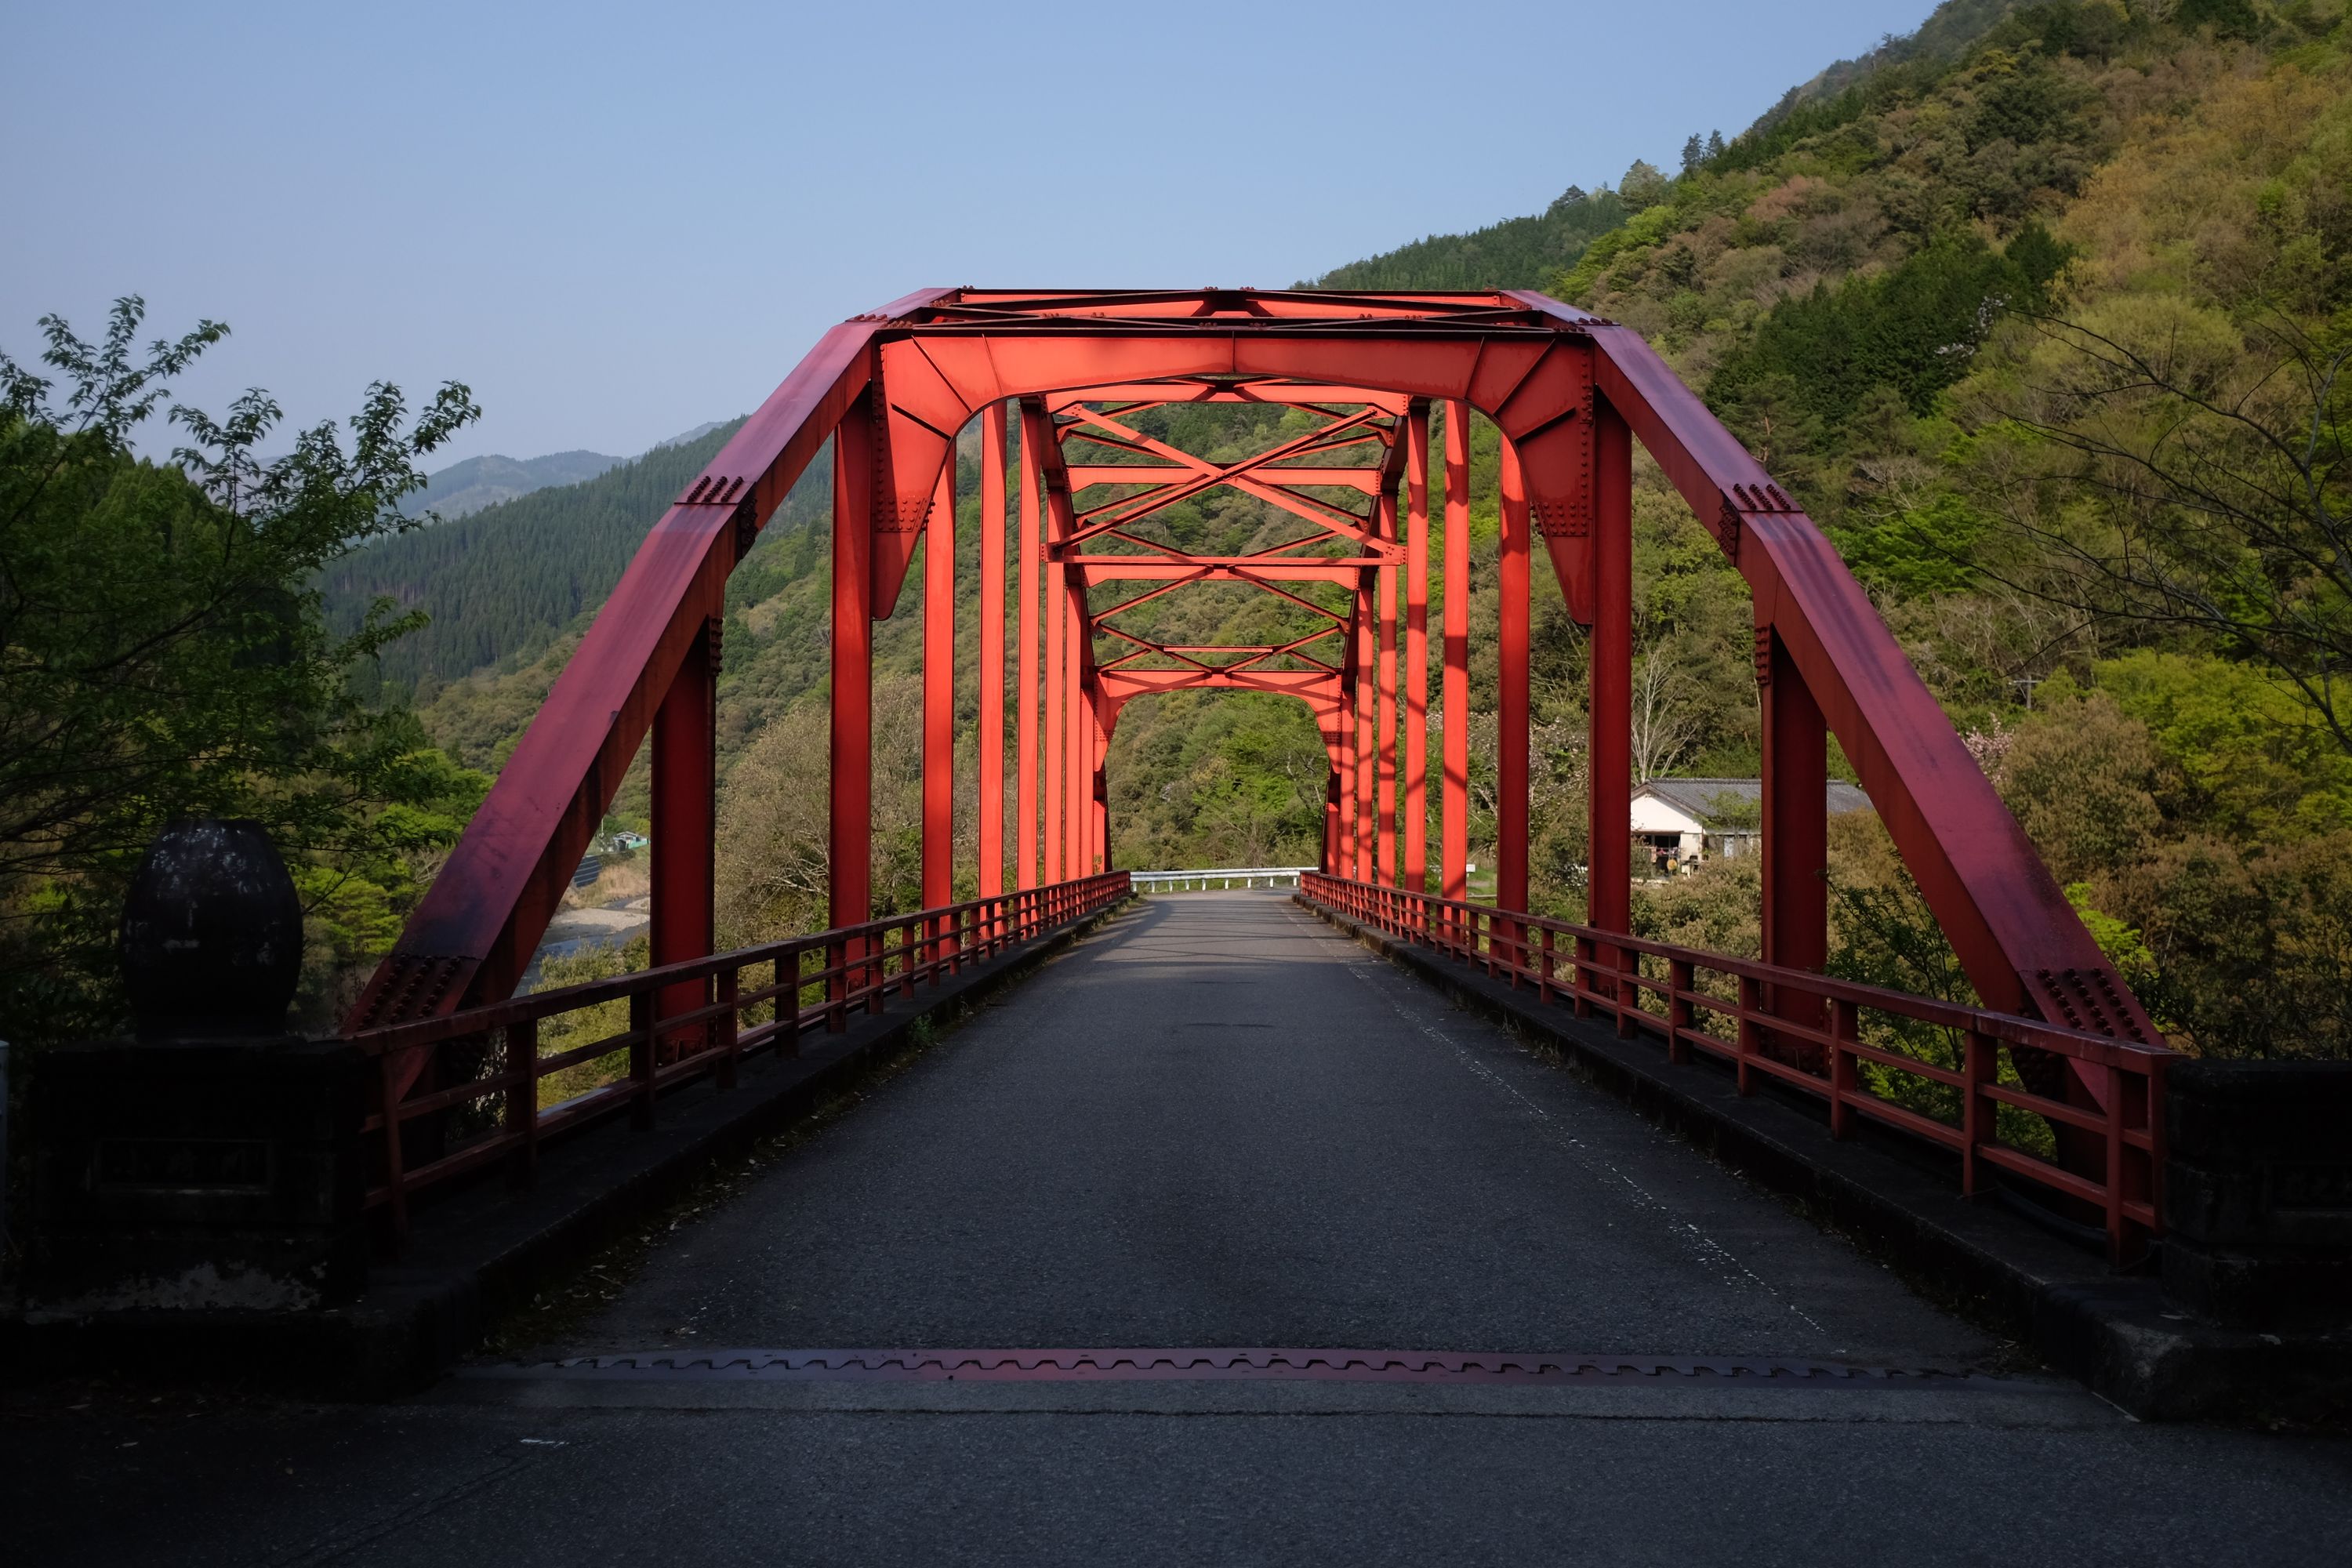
[651,618,717,1056]
[1323,748,1341,873]
[979,405,1007,902]
[1376,489,1399,886]
[1069,589,1091,875]
[829,404,873,1015]
[1403,404,1430,895]
[1016,404,1044,891]
[1589,397,1635,978]
[1090,718,1109,875]
[923,463,956,944]
[1043,485,1065,887]
[1338,671,1359,878]
[1353,583,1376,880]
[1762,623,1829,1005]
[1497,440,1530,935]
[1441,400,1471,902]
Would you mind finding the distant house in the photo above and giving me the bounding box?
[605,830,650,853]
[1628,778,1873,876]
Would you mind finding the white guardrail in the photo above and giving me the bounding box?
[1128,866,1316,892]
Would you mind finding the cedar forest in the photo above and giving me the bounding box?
[5,0,2350,1062]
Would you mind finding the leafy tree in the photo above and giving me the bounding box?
[1711,227,2066,432]
[1618,159,1670,210]
[0,298,485,1043]
[1993,303,2352,753]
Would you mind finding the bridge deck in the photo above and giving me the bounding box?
[556,891,1991,1363]
[12,894,2350,1565]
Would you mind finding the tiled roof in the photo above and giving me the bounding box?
[1633,777,1872,825]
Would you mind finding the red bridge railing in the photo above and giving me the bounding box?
[1301,873,2166,1262]
[344,873,1130,1238]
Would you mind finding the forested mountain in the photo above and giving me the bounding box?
[379,0,2352,1057]
[1308,186,1633,291]
[1512,0,2352,1057]
[321,422,829,697]
[401,448,621,519]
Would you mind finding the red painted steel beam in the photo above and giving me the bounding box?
[1376,486,1399,887]
[1059,405,1392,548]
[1403,402,1431,894]
[949,288,1529,320]
[1353,577,1375,880]
[1503,290,2155,1050]
[980,405,1008,899]
[1064,559,1375,584]
[1017,402,1046,891]
[829,401,876,1008]
[1441,400,1472,903]
[1065,464,1385,492]
[1588,400,1633,946]
[348,288,951,1033]
[650,619,717,1058]
[1090,718,1110,875]
[923,463,956,959]
[1044,443,1067,888]
[1066,583,1088,877]
[1044,383,1412,413]
[1098,667,1338,699]
[358,286,2153,1086]
[1497,441,1530,918]
[871,330,1595,619]
[1763,624,1830,1035]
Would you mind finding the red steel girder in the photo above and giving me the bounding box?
[1058,404,1392,550]
[1045,383,1411,413]
[1067,465,1384,493]
[1504,290,2158,1060]
[865,326,1594,620]
[351,285,2158,1089]
[349,288,952,1038]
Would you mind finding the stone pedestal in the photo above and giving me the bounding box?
[2163,1059,2352,1330]
[28,1037,367,1313]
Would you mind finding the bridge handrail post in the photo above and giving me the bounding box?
[1828,999,1857,1135]
[628,989,657,1129]
[1668,959,1695,1065]
[1734,975,1761,1098]
[506,1017,539,1189]
[1962,1029,1994,1197]
[378,1053,410,1247]
[716,964,741,1092]
[825,940,846,1036]
[1614,948,1639,1038]
[2103,1062,2128,1265]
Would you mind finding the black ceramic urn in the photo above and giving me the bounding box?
[118,818,305,1041]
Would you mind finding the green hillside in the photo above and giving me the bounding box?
[323,422,826,697]
[1308,187,1632,291]
[385,0,2352,1057]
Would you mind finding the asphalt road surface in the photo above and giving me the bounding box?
[11,893,2349,1565]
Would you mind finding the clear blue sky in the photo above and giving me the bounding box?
[2,1,1935,466]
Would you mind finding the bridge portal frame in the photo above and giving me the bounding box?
[348,289,2158,1136]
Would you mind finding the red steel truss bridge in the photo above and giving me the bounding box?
[342,287,2171,1260]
